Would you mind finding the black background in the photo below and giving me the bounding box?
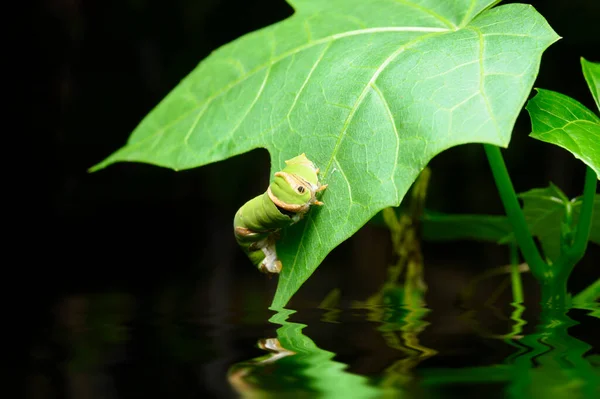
[26,0,600,397]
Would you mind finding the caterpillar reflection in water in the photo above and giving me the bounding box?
[233,153,328,274]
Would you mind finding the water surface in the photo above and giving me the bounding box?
[26,291,600,398]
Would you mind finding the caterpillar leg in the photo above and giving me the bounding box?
[313,184,328,206]
[259,239,283,274]
[235,226,282,274]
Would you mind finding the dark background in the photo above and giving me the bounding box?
[28,0,599,397]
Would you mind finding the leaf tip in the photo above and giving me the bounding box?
[88,161,109,173]
[88,153,122,173]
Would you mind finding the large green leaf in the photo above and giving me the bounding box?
[526,89,600,178]
[91,0,559,307]
[501,184,600,262]
[581,58,600,112]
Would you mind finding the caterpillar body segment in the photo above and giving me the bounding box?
[233,154,327,274]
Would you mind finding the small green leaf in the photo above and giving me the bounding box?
[421,211,512,243]
[526,89,600,178]
[517,184,570,261]
[581,57,600,112]
[502,184,600,262]
[573,278,600,306]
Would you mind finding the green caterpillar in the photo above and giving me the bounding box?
[233,154,328,274]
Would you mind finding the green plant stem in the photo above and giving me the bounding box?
[509,243,524,303]
[556,166,597,278]
[484,145,548,281]
[540,278,568,308]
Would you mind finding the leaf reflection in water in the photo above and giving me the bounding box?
[228,302,600,397]
[227,307,388,398]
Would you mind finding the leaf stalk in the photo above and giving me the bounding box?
[556,166,597,279]
[484,144,549,281]
[509,243,524,303]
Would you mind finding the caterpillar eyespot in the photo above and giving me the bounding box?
[233,153,327,274]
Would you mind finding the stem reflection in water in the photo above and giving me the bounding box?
[228,303,600,397]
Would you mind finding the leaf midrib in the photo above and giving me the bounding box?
[280,29,451,299]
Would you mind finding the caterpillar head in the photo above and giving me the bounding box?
[268,153,327,214]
